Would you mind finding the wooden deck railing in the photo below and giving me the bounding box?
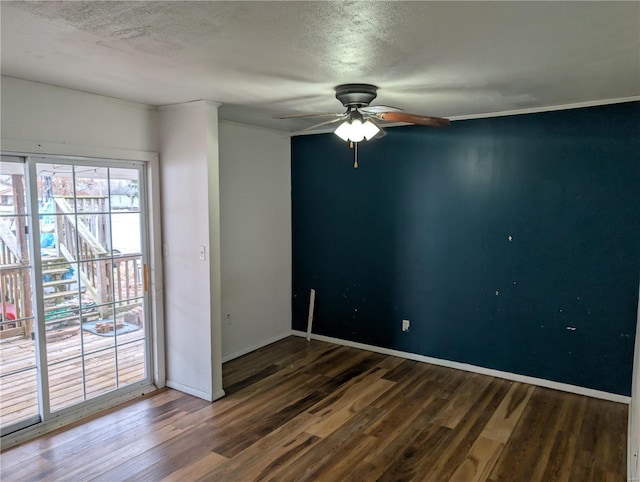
[0,218,33,339]
[0,265,26,318]
[112,254,144,303]
[0,264,32,339]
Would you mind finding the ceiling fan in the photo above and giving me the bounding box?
[278,84,450,167]
[279,83,450,139]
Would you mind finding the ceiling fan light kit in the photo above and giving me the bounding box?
[334,117,380,142]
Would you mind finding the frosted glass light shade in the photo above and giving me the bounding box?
[349,119,365,142]
[334,118,380,142]
[362,120,380,140]
[334,121,352,141]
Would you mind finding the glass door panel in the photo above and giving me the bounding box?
[48,358,84,412]
[35,161,148,413]
[107,168,146,388]
[0,160,39,431]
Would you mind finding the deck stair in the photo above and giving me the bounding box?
[41,256,99,330]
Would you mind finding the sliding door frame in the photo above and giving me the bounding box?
[1,151,164,447]
[0,156,42,435]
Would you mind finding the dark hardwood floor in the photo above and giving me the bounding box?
[0,336,628,481]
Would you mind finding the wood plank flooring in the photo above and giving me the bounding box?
[0,336,628,481]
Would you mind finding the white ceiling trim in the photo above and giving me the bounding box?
[449,96,640,122]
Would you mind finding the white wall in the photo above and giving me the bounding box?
[159,101,224,401]
[218,121,291,361]
[1,76,157,158]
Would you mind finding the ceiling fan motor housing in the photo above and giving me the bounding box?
[335,83,378,107]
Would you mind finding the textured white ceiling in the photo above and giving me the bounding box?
[1,1,639,132]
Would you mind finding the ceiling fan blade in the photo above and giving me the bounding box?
[376,112,450,127]
[275,112,343,119]
[360,105,403,114]
[302,116,347,131]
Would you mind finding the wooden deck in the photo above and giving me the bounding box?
[0,325,146,429]
[0,336,628,481]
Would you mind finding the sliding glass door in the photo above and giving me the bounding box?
[0,156,151,434]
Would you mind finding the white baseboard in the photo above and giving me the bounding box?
[211,389,226,402]
[222,332,292,363]
[291,330,630,404]
[165,380,216,402]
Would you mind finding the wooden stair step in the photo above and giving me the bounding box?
[44,302,96,312]
[43,292,77,302]
[43,279,76,288]
[42,267,73,276]
[41,257,66,264]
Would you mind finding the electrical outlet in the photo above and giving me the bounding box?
[402,319,410,332]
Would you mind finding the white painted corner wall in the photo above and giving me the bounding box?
[218,121,292,362]
[158,113,291,396]
[207,105,225,400]
[159,101,224,401]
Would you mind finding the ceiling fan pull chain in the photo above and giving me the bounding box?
[354,142,358,169]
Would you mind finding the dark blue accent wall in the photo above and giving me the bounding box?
[291,102,640,396]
